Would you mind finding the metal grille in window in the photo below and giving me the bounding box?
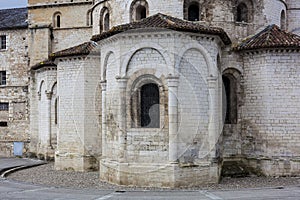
[0,35,6,49]
[0,71,6,85]
[0,103,9,111]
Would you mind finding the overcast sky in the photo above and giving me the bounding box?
[0,0,27,9]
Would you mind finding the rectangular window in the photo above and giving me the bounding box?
[0,35,6,50]
[0,122,8,127]
[0,103,9,111]
[0,71,6,85]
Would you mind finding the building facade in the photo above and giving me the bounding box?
[1,0,300,187]
[0,8,29,157]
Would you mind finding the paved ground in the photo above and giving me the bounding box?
[0,157,46,177]
[1,178,300,200]
[1,158,300,199]
[8,162,300,191]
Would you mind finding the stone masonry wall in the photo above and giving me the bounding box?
[28,1,93,66]
[31,67,57,159]
[242,50,300,176]
[55,55,101,171]
[92,0,288,42]
[92,0,183,35]
[98,30,223,186]
[286,0,300,34]
[264,0,286,26]
[0,28,29,157]
[52,28,92,52]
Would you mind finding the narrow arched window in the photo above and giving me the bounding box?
[130,0,149,22]
[87,10,92,26]
[184,1,200,21]
[237,3,248,22]
[222,75,237,124]
[140,83,160,128]
[54,98,58,125]
[100,7,110,33]
[136,5,146,20]
[188,4,199,21]
[57,15,61,27]
[53,12,62,28]
[280,10,286,30]
[104,13,110,31]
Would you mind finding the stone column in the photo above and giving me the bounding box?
[100,80,107,158]
[208,76,218,159]
[45,91,53,152]
[167,75,179,163]
[116,76,128,162]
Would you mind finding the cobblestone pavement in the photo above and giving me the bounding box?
[7,162,300,191]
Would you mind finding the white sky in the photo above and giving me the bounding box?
[0,0,27,9]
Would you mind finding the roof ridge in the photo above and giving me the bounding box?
[0,7,27,11]
[234,24,300,51]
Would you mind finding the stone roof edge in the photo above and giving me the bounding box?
[236,46,300,53]
[49,40,100,59]
[91,13,231,45]
[28,1,92,9]
[31,60,57,71]
[0,25,28,31]
[50,51,90,59]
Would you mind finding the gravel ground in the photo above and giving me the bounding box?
[7,162,300,191]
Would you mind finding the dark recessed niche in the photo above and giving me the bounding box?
[0,122,8,127]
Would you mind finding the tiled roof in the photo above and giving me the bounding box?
[234,24,300,51]
[49,41,98,59]
[31,60,57,71]
[0,8,28,30]
[91,13,231,45]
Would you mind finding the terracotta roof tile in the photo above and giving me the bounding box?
[91,13,231,45]
[50,41,98,59]
[234,24,300,51]
[0,8,28,30]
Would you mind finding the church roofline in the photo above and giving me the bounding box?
[28,1,93,9]
[233,24,300,51]
[49,41,99,59]
[31,60,57,71]
[91,13,232,45]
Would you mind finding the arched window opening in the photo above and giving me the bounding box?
[53,12,62,28]
[87,10,93,26]
[104,13,110,31]
[57,15,61,28]
[54,98,58,125]
[188,4,199,21]
[100,7,110,33]
[140,83,160,128]
[280,10,286,30]
[136,5,147,20]
[184,1,200,21]
[130,0,149,22]
[237,3,248,22]
[222,75,237,124]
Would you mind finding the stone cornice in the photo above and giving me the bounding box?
[28,1,92,9]
[98,29,221,47]
[242,48,300,55]
[58,55,99,62]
